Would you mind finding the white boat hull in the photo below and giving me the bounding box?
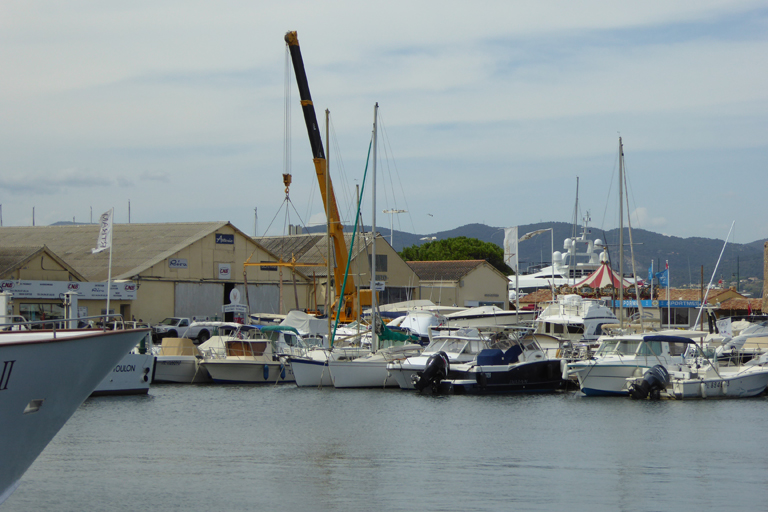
[92,352,155,396]
[330,357,398,388]
[202,360,295,384]
[0,329,150,504]
[153,355,209,383]
[290,357,334,387]
[387,363,420,390]
[570,363,645,396]
[670,369,768,399]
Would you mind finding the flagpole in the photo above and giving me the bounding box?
[106,208,114,326]
[666,260,670,329]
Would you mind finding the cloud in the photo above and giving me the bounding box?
[631,207,668,229]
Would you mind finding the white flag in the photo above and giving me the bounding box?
[503,226,518,271]
[519,228,549,242]
[92,209,113,254]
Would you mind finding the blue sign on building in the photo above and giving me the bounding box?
[612,300,701,308]
[215,234,235,245]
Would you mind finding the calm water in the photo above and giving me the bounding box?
[5,384,768,511]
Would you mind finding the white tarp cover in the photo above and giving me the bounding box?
[279,310,328,336]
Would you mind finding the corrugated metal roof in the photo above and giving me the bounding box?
[0,222,231,281]
[255,232,375,278]
[406,260,486,281]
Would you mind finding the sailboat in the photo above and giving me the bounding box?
[329,103,422,388]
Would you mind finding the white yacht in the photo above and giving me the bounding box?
[0,327,150,504]
[509,219,603,300]
[531,294,618,357]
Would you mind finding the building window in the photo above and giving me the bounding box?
[368,254,388,272]
[662,308,689,327]
[20,303,65,328]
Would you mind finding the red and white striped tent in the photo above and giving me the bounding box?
[574,260,633,289]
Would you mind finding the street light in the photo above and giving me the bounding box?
[382,209,407,246]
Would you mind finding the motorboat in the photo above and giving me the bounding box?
[153,337,208,384]
[627,348,768,399]
[564,332,706,396]
[444,305,534,328]
[429,331,568,394]
[386,327,491,390]
[198,325,299,384]
[0,327,150,504]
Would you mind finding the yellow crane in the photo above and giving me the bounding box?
[283,31,369,322]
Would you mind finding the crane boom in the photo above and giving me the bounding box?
[284,31,358,321]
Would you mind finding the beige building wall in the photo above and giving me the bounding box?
[418,281,459,306]
[128,227,313,323]
[457,264,509,308]
[8,253,79,282]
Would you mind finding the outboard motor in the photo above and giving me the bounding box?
[628,365,670,400]
[413,351,449,392]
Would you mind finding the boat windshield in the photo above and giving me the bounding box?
[596,339,641,356]
[427,338,469,354]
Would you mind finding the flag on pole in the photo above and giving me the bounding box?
[519,228,549,242]
[92,209,113,254]
[503,226,518,272]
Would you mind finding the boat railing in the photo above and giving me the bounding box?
[0,314,144,337]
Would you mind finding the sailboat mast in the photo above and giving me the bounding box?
[371,103,379,353]
[618,137,624,328]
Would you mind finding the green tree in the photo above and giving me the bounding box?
[399,236,513,275]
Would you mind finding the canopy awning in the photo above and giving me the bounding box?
[574,261,633,289]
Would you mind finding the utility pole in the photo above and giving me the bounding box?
[382,209,407,246]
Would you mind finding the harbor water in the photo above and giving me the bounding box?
[5,384,768,511]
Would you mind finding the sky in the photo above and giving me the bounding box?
[1,1,766,244]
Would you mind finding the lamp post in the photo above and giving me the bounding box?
[382,209,407,246]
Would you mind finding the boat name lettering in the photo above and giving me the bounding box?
[706,381,723,389]
[0,360,15,390]
[114,364,136,373]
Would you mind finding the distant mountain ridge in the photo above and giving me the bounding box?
[306,222,766,290]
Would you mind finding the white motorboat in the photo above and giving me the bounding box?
[565,332,706,396]
[153,337,208,384]
[627,348,768,400]
[199,325,299,384]
[444,306,534,328]
[386,327,491,390]
[0,327,150,504]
